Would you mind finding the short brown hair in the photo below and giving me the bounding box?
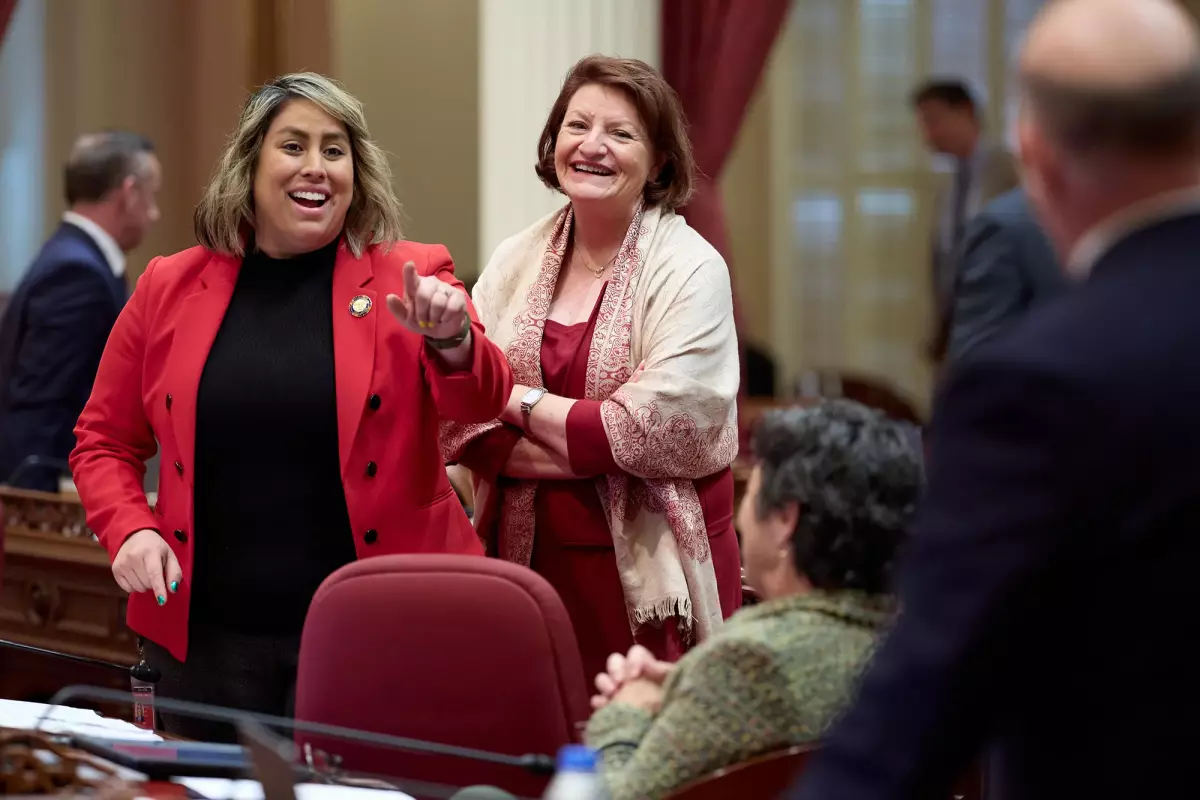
[1022,61,1200,160]
[910,79,978,115]
[535,55,695,211]
[65,131,155,205]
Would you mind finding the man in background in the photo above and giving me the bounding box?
[0,131,160,491]
[946,187,1066,364]
[791,0,1200,797]
[911,79,1019,366]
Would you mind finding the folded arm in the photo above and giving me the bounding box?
[505,258,739,481]
[587,639,792,800]
[69,261,161,562]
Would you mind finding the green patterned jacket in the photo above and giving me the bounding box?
[585,591,893,800]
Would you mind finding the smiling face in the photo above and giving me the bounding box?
[252,98,354,258]
[553,83,660,215]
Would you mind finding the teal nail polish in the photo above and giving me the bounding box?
[170,580,179,593]
[157,595,166,606]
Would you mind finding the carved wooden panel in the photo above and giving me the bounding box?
[0,489,136,707]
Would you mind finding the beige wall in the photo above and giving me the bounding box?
[26,0,482,283]
[330,0,480,279]
[41,0,254,280]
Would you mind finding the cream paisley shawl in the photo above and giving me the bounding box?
[441,202,740,641]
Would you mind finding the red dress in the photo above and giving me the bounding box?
[462,290,742,690]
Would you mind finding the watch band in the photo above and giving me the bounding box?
[520,387,547,419]
[424,314,472,350]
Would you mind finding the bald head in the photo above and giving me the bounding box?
[1019,0,1200,159]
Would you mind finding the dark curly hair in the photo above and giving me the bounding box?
[751,400,924,595]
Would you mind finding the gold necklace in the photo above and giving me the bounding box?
[578,248,618,279]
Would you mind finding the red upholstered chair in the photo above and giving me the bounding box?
[662,744,982,800]
[294,554,589,799]
[663,744,816,800]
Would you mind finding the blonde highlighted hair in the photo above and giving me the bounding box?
[194,72,403,258]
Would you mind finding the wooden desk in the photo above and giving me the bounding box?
[0,489,135,711]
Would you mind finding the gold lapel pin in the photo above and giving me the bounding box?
[349,295,373,318]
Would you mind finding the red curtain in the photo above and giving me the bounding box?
[661,0,792,265]
[0,0,15,49]
[662,0,790,424]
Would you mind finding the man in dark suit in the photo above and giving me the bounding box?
[910,79,1019,366]
[946,188,1066,364]
[790,1,1200,798]
[0,131,160,491]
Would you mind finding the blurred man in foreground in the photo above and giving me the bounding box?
[791,1,1200,797]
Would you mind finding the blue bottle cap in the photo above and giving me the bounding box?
[556,744,597,772]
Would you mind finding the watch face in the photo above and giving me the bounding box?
[521,388,544,405]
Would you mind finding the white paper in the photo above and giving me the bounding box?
[171,778,415,800]
[0,698,163,741]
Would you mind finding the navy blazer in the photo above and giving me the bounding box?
[790,212,1200,800]
[947,189,1067,364]
[0,223,127,490]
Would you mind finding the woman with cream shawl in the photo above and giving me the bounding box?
[443,55,742,686]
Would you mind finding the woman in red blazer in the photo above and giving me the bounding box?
[69,72,512,740]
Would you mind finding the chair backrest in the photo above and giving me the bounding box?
[294,554,589,799]
[663,744,983,800]
[663,744,816,800]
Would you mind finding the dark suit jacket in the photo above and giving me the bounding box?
[0,223,127,491]
[947,189,1067,364]
[790,212,1200,800]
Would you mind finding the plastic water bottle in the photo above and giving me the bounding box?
[542,744,602,799]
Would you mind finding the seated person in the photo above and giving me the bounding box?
[584,400,923,800]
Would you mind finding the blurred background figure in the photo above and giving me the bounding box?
[911,78,1018,369]
[945,186,1065,365]
[791,1,1200,798]
[0,131,160,492]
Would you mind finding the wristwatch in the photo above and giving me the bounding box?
[520,387,547,428]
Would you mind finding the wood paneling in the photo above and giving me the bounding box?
[0,489,135,711]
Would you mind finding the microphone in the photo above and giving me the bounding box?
[44,685,557,777]
[0,639,158,729]
[0,639,130,674]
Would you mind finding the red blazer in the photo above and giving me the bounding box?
[70,240,512,660]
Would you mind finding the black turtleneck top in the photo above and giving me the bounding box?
[190,239,355,634]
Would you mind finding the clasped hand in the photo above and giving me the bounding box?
[591,644,676,714]
[386,261,469,341]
